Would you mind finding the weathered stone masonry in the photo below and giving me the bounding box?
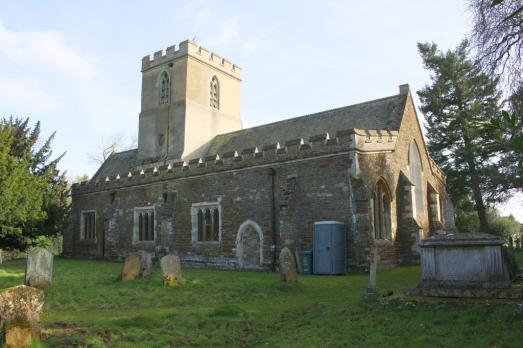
[65,39,453,271]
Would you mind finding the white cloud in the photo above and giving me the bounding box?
[182,0,212,24]
[201,17,240,48]
[0,77,62,112]
[0,22,97,82]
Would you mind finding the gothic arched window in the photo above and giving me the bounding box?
[409,140,424,214]
[210,76,220,109]
[373,178,392,240]
[160,71,170,104]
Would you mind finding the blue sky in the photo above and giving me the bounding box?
[0,0,521,220]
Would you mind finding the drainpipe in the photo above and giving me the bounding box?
[269,168,277,272]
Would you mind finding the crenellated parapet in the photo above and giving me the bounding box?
[71,128,398,195]
[352,128,398,152]
[429,158,446,183]
[141,40,242,79]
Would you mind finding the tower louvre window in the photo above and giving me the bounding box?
[160,71,170,104]
[210,76,220,109]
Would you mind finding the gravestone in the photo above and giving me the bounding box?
[138,251,154,277]
[121,253,141,282]
[279,246,298,283]
[160,255,182,286]
[0,285,44,347]
[364,246,379,299]
[25,248,53,288]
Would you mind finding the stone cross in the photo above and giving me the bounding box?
[365,245,380,298]
[25,248,53,288]
[160,254,183,286]
[0,285,44,348]
[279,246,298,283]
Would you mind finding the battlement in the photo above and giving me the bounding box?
[141,40,242,79]
[429,157,446,183]
[72,128,398,195]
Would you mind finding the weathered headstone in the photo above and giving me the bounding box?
[279,246,298,283]
[365,246,379,299]
[0,285,44,347]
[25,248,53,288]
[138,251,154,277]
[160,254,183,286]
[121,253,141,282]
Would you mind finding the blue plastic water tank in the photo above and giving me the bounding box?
[313,221,347,275]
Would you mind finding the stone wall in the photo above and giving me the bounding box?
[69,152,362,269]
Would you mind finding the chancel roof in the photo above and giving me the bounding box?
[205,93,407,156]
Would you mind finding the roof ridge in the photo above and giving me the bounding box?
[109,148,138,157]
[215,93,403,139]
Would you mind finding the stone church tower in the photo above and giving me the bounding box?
[138,40,243,161]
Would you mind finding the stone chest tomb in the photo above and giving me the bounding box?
[404,233,523,299]
[419,233,509,289]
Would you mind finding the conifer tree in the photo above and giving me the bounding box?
[0,117,69,250]
[417,41,503,233]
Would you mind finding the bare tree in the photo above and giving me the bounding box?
[469,0,523,94]
[87,132,137,166]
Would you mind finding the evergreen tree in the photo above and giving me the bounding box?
[417,41,503,233]
[0,117,69,250]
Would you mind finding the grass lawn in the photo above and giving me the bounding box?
[1,254,523,347]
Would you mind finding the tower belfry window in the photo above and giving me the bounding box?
[210,76,220,109]
[160,72,170,104]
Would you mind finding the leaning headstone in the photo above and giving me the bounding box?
[25,248,53,288]
[279,246,298,283]
[160,255,182,286]
[0,285,44,347]
[138,251,154,277]
[121,253,141,282]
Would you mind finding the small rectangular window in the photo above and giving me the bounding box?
[81,211,96,240]
[134,207,155,242]
[192,203,220,242]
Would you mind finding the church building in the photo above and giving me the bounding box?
[65,40,453,270]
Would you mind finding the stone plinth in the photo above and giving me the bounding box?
[419,233,509,289]
[403,233,521,299]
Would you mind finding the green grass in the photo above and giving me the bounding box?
[1,254,523,347]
